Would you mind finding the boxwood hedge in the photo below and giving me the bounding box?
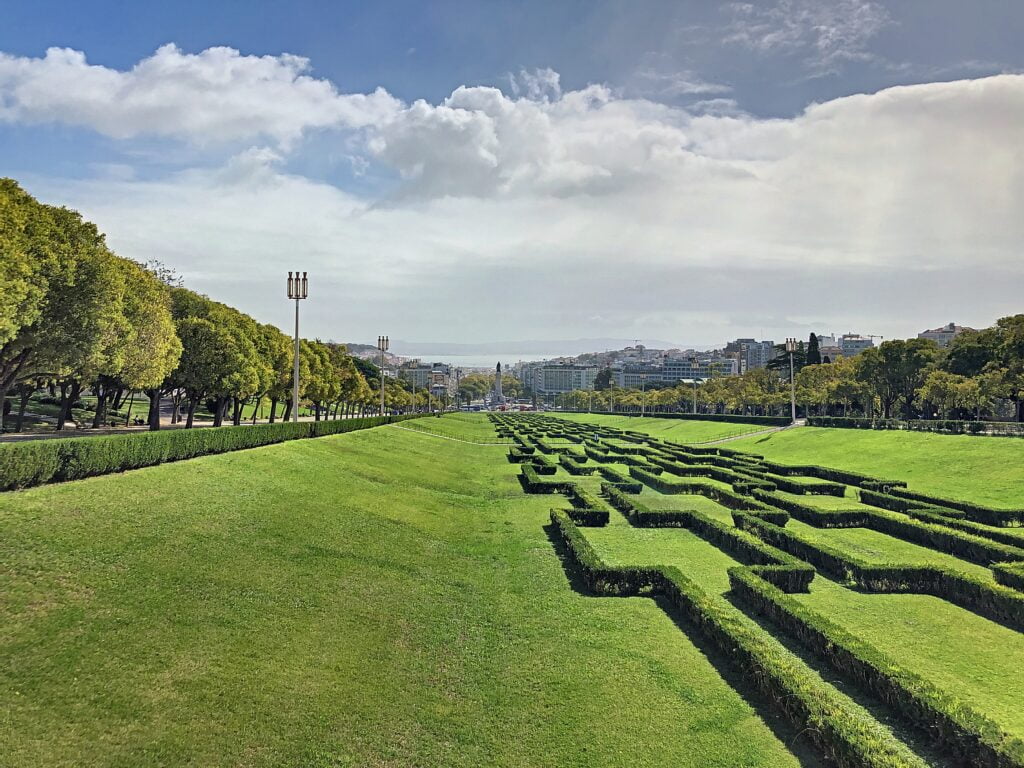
[0,415,419,492]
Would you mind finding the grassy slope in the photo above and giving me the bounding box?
[728,427,1024,507]
[797,581,1024,737]
[0,425,806,767]
[393,412,509,442]
[548,413,765,443]
[544,433,1024,745]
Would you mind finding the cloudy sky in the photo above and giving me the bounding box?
[2,1,1022,349]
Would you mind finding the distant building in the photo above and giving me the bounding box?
[918,322,974,348]
[661,356,738,383]
[839,334,875,356]
[531,363,599,395]
[399,361,452,393]
[729,339,775,372]
[613,363,661,389]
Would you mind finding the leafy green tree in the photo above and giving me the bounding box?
[594,367,613,390]
[856,339,943,418]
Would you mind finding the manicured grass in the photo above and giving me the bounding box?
[797,579,1024,738]
[784,518,995,582]
[0,424,810,767]
[548,413,766,443]
[728,427,1024,507]
[395,412,511,442]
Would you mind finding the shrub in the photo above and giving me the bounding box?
[0,415,419,492]
[548,509,926,768]
[730,567,1024,767]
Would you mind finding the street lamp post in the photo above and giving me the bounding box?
[689,356,699,415]
[786,338,797,424]
[377,336,389,416]
[286,271,308,423]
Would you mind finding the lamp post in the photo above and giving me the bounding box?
[640,368,646,417]
[377,335,389,416]
[286,271,308,422]
[785,337,797,424]
[689,356,699,415]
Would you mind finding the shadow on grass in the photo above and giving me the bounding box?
[542,522,827,768]
[724,588,950,767]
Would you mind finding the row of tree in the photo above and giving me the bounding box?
[0,179,422,433]
[553,318,1024,421]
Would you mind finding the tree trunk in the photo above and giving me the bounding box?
[212,396,225,427]
[282,399,293,422]
[57,381,80,431]
[91,383,106,428]
[269,398,278,423]
[232,397,243,426]
[146,389,162,431]
[15,385,32,432]
[186,397,198,429]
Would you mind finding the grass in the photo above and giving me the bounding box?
[547,413,767,443]
[393,412,512,442]
[728,427,1024,507]
[783,519,996,581]
[797,579,1024,739]
[0,421,811,767]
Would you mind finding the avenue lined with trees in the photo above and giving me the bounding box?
[1,179,444,434]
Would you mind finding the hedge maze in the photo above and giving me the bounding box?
[492,412,1024,768]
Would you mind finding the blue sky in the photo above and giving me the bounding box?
[2,1,1023,348]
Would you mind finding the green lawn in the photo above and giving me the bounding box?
[728,427,1024,507]
[547,413,766,443]
[0,422,810,767]
[797,579,1024,739]
[393,412,511,442]
[784,519,996,582]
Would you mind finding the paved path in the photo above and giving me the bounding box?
[689,420,804,446]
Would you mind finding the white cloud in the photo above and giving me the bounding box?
[10,47,1024,344]
[724,0,891,72]
[0,44,400,146]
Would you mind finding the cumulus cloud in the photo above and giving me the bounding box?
[7,42,1024,344]
[0,44,400,146]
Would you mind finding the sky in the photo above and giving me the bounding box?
[1,0,1022,350]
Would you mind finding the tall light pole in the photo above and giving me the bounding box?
[287,271,308,422]
[689,356,699,414]
[786,337,797,424]
[377,335,389,416]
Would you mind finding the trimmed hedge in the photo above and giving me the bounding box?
[994,562,1024,592]
[735,513,1024,631]
[730,568,1024,768]
[752,490,868,528]
[888,487,1024,528]
[806,415,1024,437]
[600,484,808,590]
[907,508,1024,550]
[560,410,791,426]
[0,415,420,492]
[549,509,927,768]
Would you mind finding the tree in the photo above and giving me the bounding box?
[806,333,822,366]
[594,367,613,390]
[985,315,1024,421]
[857,339,943,419]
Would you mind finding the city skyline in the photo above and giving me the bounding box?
[2,1,1022,345]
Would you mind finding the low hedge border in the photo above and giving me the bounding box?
[559,410,792,426]
[549,509,927,768]
[888,487,1024,528]
[734,513,1024,632]
[806,415,1024,438]
[730,567,1024,768]
[559,452,598,475]
[628,467,778,516]
[752,490,868,528]
[0,415,421,492]
[907,509,1024,550]
[994,563,1024,592]
[600,485,809,590]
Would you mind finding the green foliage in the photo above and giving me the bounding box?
[0,415,420,491]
